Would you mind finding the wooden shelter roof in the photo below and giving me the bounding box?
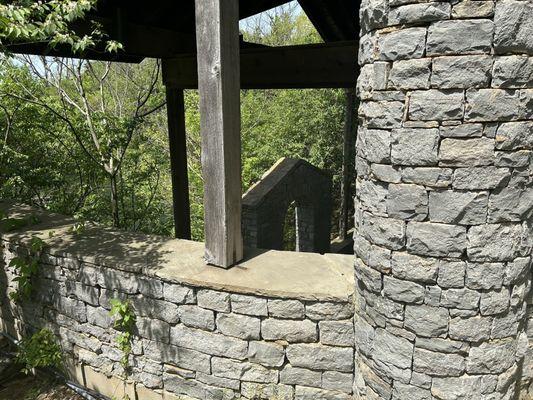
[7,0,359,62]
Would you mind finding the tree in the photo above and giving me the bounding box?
[2,57,164,227]
[0,0,121,53]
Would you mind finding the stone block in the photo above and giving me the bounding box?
[280,365,322,388]
[388,2,450,25]
[294,386,353,400]
[216,313,260,340]
[453,167,510,190]
[286,343,354,372]
[378,28,427,61]
[391,252,438,284]
[409,90,464,121]
[360,0,389,33]
[493,56,533,88]
[465,89,526,122]
[87,305,114,329]
[451,1,494,18]
[437,260,466,288]
[267,299,305,319]
[178,305,215,331]
[371,164,402,183]
[495,150,530,168]
[401,167,452,188]
[360,101,404,129]
[494,0,533,54]
[440,288,480,310]
[144,340,210,373]
[373,328,414,369]
[306,302,353,321]
[416,337,469,355]
[197,289,230,313]
[211,357,278,384]
[432,56,492,89]
[495,121,533,151]
[387,184,428,221]
[439,123,483,138]
[136,317,170,343]
[449,316,493,342]
[65,281,99,306]
[407,221,467,258]
[170,324,248,360]
[358,179,388,216]
[360,212,405,250]
[321,371,353,393]
[353,316,376,358]
[132,296,180,324]
[319,320,354,347]
[480,289,510,316]
[427,20,493,55]
[138,277,163,299]
[163,283,195,305]
[468,223,529,262]
[261,318,317,343]
[388,59,431,90]
[413,348,465,377]
[431,375,497,399]
[241,382,294,400]
[355,259,383,293]
[465,262,505,290]
[429,190,488,225]
[383,276,425,304]
[489,185,533,223]
[393,382,432,400]
[230,294,268,316]
[358,128,392,163]
[467,338,517,374]
[248,341,285,368]
[97,268,139,294]
[391,128,440,166]
[404,305,448,338]
[439,138,495,167]
[504,257,530,285]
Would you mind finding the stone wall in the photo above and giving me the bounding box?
[0,203,354,400]
[354,0,532,399]
[242,158,332,253]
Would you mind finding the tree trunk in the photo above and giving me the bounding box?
[110,173,120,228]
[339,88,357,241]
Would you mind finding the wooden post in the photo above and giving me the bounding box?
[339,88,357,240]
[165,86,192,240]
[195,0,243,267]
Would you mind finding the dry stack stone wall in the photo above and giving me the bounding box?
[0,236,355,400]
[355,0,532,399]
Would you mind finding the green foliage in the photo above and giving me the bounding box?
[16,328,63,374]
[9,236,45,303]
[0,7,352,242]
[110,298,136,370]
[0,0,122,54]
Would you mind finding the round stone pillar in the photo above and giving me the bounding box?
[353,1,532,399]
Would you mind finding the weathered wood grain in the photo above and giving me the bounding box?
[195,0,243,267]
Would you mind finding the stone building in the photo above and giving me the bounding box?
[0,0,532,399]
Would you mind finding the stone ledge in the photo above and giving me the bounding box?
[0,201,353,302]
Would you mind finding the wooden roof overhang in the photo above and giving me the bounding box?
[6,0,359,89]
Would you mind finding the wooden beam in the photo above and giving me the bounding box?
[162,41,358,89]
[195,0,243,268]
[165,86,192,240]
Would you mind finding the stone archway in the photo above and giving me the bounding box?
[242,158,332,253]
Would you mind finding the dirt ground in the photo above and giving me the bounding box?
[0,338,84,400]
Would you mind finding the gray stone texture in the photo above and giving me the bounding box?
[355,1,532,397]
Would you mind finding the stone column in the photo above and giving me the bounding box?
[353,1,533,399]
